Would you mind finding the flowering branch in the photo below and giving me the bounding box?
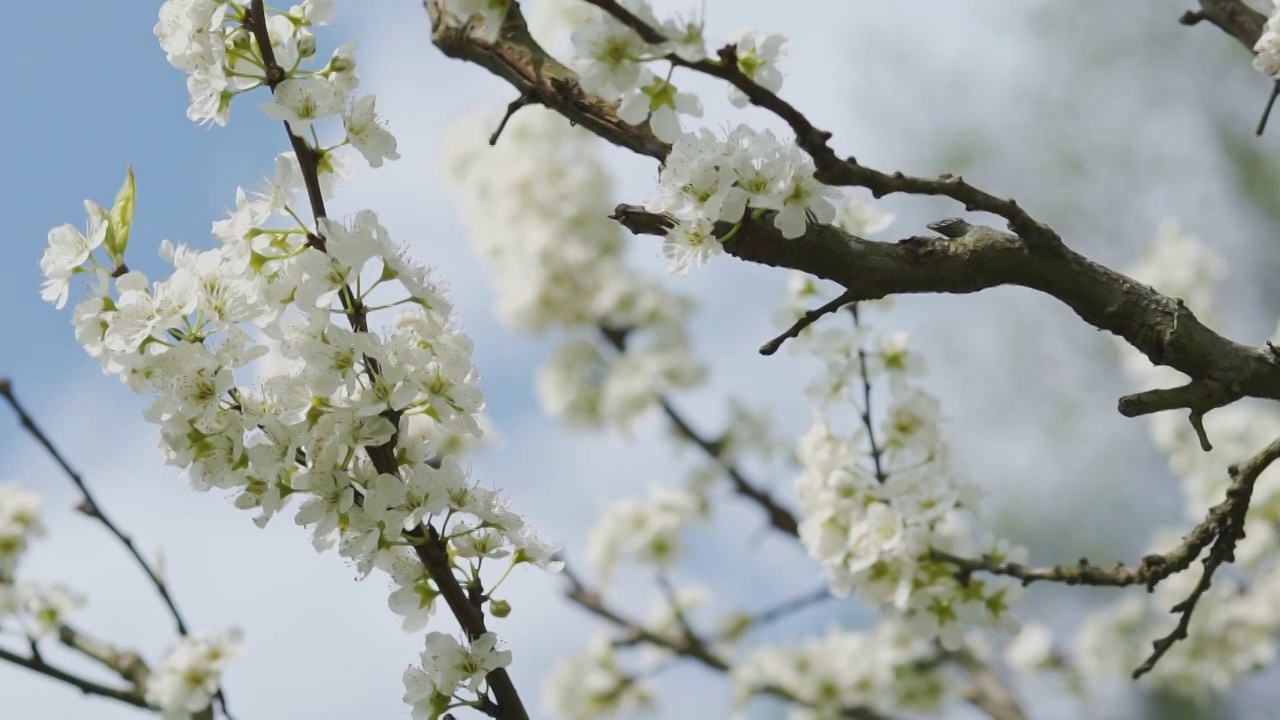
[243,3,529,717]
[428,0,1061,249]
[423,0,1280,447]
[427,0,668,159]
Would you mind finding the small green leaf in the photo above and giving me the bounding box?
[107,166,136,265]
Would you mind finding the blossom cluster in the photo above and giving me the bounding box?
[146,629,247,717]
[442,105,705,430]
[586,485,707,584]
[448,0,786,145]
[543,633,655,720]
[1255,1,1280,77]
[732,620,946,719]
[0,482,87,643]
[648,126,843,272]
[778,206,1026,647]
[41,1,560,716]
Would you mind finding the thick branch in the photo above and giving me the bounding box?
[427,0,1280,427]
[426,0,667,159]
[613,207,1280,420]
[1184,0,1266,50]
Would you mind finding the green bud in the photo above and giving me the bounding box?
[489,598,512,618]
[106,166,136,267]
[297,33,317,59]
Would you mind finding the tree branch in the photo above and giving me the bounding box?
[950,649,1029,720]
[0,379,229,719]
[560,565,893,720]
[56,625,150,690]
[244,4,528,717]
[427,1,1280,434]
[1133,434,1280,677]
[613,207,1280,429]
[1184,0,1266,50]
[426,0,667,159]
[760,291,856,356]
[596,327,802,537]
[0,643,150,710]
[0,380,193,637]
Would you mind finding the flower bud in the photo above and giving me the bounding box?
[488,598,512,618]
[297,33,317,59]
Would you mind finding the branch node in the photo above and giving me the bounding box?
[926,217,973,239]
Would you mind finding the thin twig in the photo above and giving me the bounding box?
[848,306,888,484]
[0,381,192,637]
[760,290,856,356]
[559,565,892,720]
[949,648,1029,720]
[1258,80,1280,136]
[0,643,150,709]
[0,379,232,712]
[596,328,801,537]
[748,586,832,629]
[490,92,536,145]
[1133,435,1280,677]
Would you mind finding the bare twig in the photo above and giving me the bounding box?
[56,625,150,689]
[932,435,1280,604]
[596,327,802,537]
[747,586,832,629]
[760,290,856,356]
[490,91,536,145]
[0,643,150,710]
[1133,435,1280,677]
[849,306,888,484]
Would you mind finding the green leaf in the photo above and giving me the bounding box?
[107,166,136,266]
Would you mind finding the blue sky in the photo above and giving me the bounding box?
[5,2,1279,719]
